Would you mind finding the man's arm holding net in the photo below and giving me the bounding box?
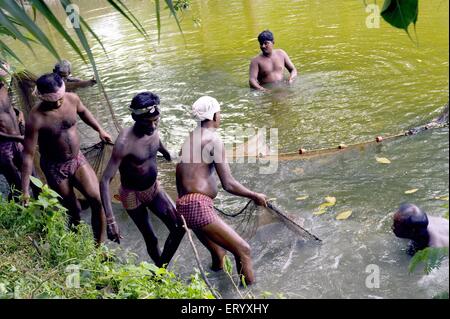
[100,136,124,243]
[213,137,267,206]
[75,95,112,144]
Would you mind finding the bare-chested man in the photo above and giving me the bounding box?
[176,96,268,285]
[53,60,96,92]
[392,203,449,253]
[0,61,25,198]
[100,92,184,267]
[21,73,112,243]
[249,30,297,91]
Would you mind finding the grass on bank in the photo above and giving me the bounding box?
[0,185,213,299]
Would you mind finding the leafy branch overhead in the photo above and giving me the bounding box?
[0,0,182,133]
[0,0,181,68]
[381,0,419,41]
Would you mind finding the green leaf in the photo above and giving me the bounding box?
[107,0,148,39]
[0,0,61,60]
[336,210,353,220]
[409,247,449,274]
[313,209,327,216]
[223,255,233,275]
[0,39,23,64]
[318,202,334,209]
[78,16,108,57]
[155,0,161,43]
[29,176,43,188]
[241,275,247,288]
[325,196,336,205]
[164,0,185,42]
[0,8,34,52]
[376,157,391,164]
[27,0,86,64]
[381,0,418,41]
[46,188,61,199]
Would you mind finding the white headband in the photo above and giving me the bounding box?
[129,104,159,115]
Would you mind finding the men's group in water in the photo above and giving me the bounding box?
[0,30,448,286]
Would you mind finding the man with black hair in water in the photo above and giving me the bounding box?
[249,30,297,91]
[176,96,268,285]
[21,73,112,243]
[53,60,96,92]
[100,92,184,267]
[392,203,449,253]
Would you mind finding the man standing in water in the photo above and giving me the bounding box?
[21,73,112,243]
[0,60,26,197]
[392,203,449,252]
[100,92,184,267]
[176,96,268,285]
[53,60,96,92]
[249,30,297,91]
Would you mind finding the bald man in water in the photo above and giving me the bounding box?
[392,203,449,253]
[249,30,297,91]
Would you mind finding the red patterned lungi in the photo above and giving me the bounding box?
[0,141,23,170]
[119,181,160,211]
[40,152,87,186]
[176,193,218,230]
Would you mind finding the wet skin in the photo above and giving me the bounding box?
[21,91,111,243]
[100,114,185,267]
[249,40,297,91]
[0,84,24,196]
[176,113,268,285]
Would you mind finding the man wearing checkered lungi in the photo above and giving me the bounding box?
[100,92,184,267]
[176,96,268,285]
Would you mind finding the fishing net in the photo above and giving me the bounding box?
[214,200,322,242]
[9,69,449,241]
[215,103,448,242]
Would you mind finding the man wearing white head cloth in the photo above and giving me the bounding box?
[21,73,112,244]
[176,96,268,285]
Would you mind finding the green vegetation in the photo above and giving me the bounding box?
[408,247,449,299]
[381,0,418,31]
[0,186,213,299]
[409,247,449,275]
[1,1,423,68]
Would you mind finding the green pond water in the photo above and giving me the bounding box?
[2,0,449,298]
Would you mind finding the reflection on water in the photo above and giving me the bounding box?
[2,0,449,298]
[109,128,449,299]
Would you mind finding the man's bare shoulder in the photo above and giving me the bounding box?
[251,54,264,64]
[27,104,45,129]
[274,49,289,57]
[201,128,221,143]
[429,216,449,231]
[116,127,134,145]
[112,128,132,156]
[30,103,43,117]
[64,92,80,103]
